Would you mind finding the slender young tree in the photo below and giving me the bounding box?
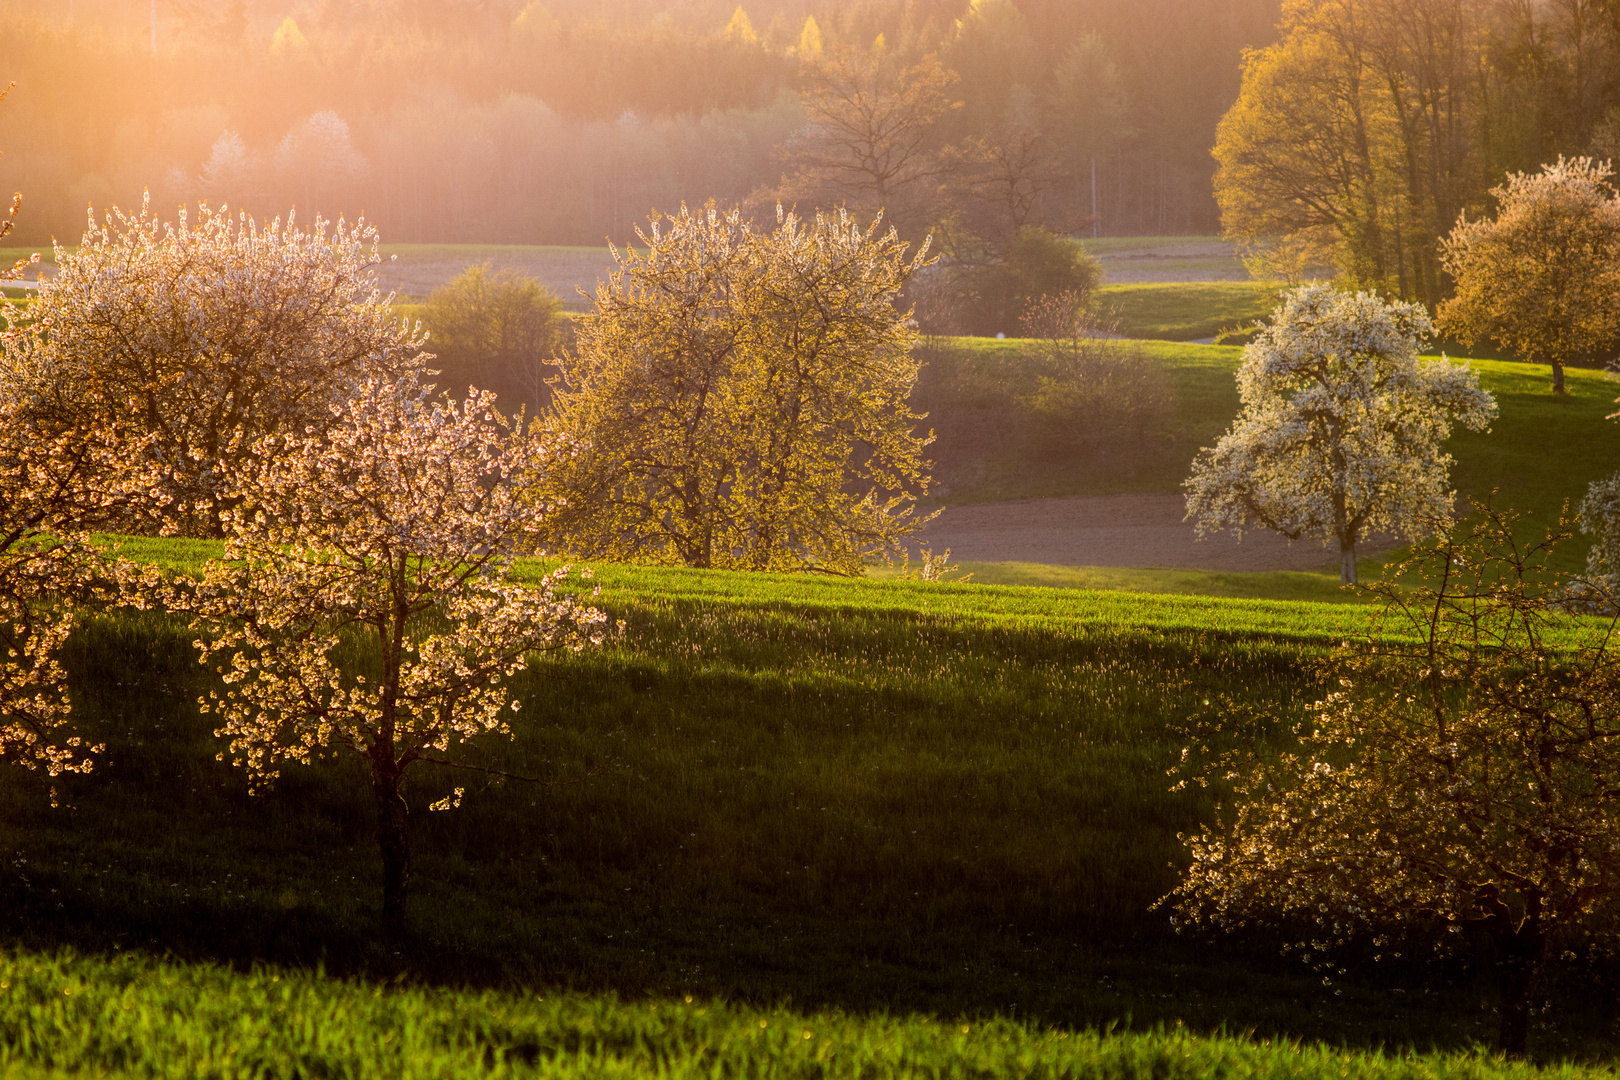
[755,44,960,237]
[189,374,607,934]
[1184,285,1495,584]
[1169,508,1620,1056]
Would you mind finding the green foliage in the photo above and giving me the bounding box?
[955,227,1103,337]
[538,205,933,574]
[0,947,1611,1080]
[420,264,569,418]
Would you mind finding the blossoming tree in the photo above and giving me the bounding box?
[538,203,936,574]
[1168,509,1620,1056]
[189,374,607,932]
[0,101,150,793]
[1184,285,1496,585]
[7,196,428,536]
[1440,158,1620,397]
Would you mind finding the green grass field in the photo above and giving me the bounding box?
[0,948,1613,1080]
[1096,282,1281,340]
[5,550,1617,1068]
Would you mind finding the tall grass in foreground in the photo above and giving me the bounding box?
[0,948,1609,1080]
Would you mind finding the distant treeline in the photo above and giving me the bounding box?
[1217,0,1620,306]
[0,0,1280,246]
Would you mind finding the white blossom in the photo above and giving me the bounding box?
[1184,285,1496,584]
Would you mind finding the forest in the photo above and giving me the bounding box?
[0,0,1281,246]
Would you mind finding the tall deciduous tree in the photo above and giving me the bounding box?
[1439,157,1620,396]
[1213,0,1483,302]
[538,203,935,575]
[8,198,429,536]
[1169,508,1620,1056]
[757,44,960,238]
[1184,285,1495,584]
[190,374,607,934]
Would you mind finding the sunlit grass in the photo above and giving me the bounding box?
[899,561,1362,603]
[1097,282,1280,340]
[0,947,1610,1079]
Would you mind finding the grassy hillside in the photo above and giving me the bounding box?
[1096,282,1280,340]
[4,555,1615,1060]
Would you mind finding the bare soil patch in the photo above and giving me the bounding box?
[918,493,1399,572]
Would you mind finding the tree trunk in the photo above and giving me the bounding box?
[1339,536,1358,585]
[371,754,411,938]
[1552,360,1566,396]
[1492,922,1545,1057]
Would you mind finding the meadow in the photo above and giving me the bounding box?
[4,545,1618,1072]
[1094,282,1281,341]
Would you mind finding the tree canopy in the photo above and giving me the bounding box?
[1184,285,1495,585]
[5,199,429,536]
[537,204,934,575]
[1214,0,1620,303]
[422,264,570,418]
[1439,158,1620,396]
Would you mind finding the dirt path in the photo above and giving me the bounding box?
[918,493,1397,572]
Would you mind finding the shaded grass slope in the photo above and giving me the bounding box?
[5,559,1618,1056]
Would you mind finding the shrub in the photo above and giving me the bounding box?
[421,263,569,419]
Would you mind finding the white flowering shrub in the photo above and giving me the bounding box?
[6,195,428,536]
[188,374,608,930]
[1184,284,1496,584]
[1571,472,1620,608]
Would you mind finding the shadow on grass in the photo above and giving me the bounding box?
[1,605,1615,1061]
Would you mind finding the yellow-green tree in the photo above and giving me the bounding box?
[536,204,934,574]
[1213,0,1483,303]
[1439,158,1620,396]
